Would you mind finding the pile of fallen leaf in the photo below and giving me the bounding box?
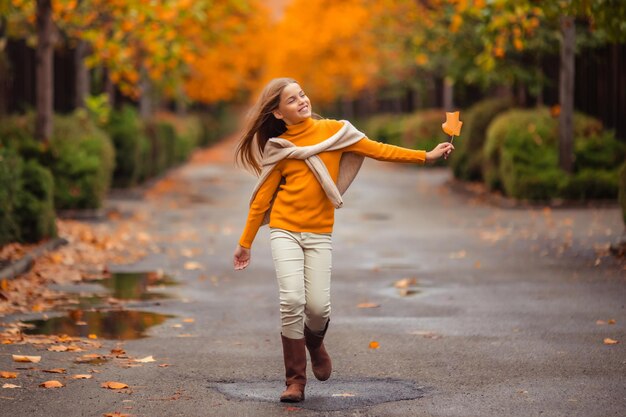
[0,213,158,316]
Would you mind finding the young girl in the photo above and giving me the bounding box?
[233,77,454,403]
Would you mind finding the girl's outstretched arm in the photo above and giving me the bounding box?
[344,137,454,163]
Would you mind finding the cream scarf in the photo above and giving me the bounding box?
[250,120,366,225]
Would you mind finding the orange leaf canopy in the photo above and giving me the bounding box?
[442,111,463,137]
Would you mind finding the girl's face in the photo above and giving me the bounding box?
[273,83,312,125]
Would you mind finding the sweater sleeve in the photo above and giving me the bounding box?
[238,166,283,249]
[343,137,427,164]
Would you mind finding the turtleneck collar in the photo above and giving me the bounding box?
[284,117,315,136]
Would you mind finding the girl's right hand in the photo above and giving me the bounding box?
[233,245,251,270]
[426,142,455,161]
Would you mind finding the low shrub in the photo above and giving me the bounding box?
[619,162,626,226]
[106,105,149,188]
[44,111,115,209]
[198,106,238,147]
[362,114,408,145]
[15,160,56,241]
[484,107,623,201]
[450,97,512,181]
[401,109,447,166]
[0,147,23,245]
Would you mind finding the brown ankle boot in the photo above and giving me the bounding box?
[280,334,306,402]
[304,320,332,381]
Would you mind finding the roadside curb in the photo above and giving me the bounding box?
[447,178,619,210]
[0,237,69,280]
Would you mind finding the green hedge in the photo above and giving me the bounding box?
[363,114,409,145]
[44,112,115,209]
[16,160,56,241]
[199,106,238,147]
[451,97,512,181]
[401,109,448,166]
[0,147,23,245]
[363,110,453,166]
[483,107,624,201]
[106,105,148,188]
[0,147,56,245]
[619,162,626,226]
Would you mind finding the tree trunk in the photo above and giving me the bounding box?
[443,76,454,111]
[0,50,9,116]
[35,0,54,143]
[175,84,187,116]
[559,15,575,173]
[103,67,115,108]
[74,40,90,109]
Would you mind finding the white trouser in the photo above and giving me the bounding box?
[270,228,332,339]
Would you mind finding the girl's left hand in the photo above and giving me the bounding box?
[426,142,455,161]
[234,245,251,270]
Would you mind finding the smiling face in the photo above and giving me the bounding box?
[272,83,312,125]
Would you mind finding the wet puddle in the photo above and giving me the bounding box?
[22,309,175,340]
[22,271,180,340]
[93,271,178,301]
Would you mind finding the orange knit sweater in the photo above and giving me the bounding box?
[238,117,427,248]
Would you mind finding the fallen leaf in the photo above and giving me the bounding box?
[284,406,300,411]
[158,364,170,367]
[88,334,98,339]
[369,341,380,349]
[332,393,356,397]
[12,355,41,363]
[111,348,126,356]
[40,380,64,388]
[0,372,18,378]
[608,319,616,325]
[393,278,417,288]
[449,250,467,259]
[101,381,129,390]
[42,368,66,374]
[2,383,21,389]
[474,261,481,269]
[603,338,619,345]
[134,356,155,363]
[357,302,380,309]
[596,320,606,325]
[48,345,69,352]
[182,318,195,323]
[184,262,203,270]
[103,413,132,417]
[72,374,93,379]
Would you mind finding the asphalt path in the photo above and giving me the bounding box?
[1,139,624,417]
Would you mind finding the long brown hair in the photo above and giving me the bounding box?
[235,77,296,176]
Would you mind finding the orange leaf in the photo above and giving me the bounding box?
[442,111,463,137]
[72,374,93,379]
[357,302,380,309]
[603,338,619,345]
[0,371,18,378]
[40,380,64,388]
[42,368,66,374]
[101,381,129,389]
[12,355,41,363]
[369,341,380,349]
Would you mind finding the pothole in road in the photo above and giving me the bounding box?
[22,309,176,340]
[209,378,426,411]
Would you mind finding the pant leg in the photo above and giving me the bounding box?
[270,228,306,339]
[301,232,333,333]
